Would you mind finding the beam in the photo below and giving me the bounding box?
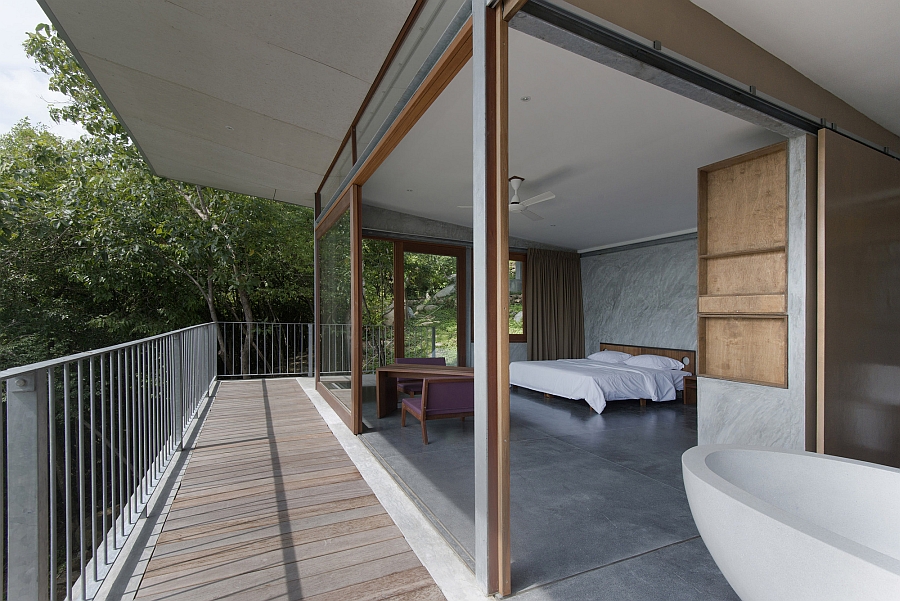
[503,0,529,21]
[473,2,511,595]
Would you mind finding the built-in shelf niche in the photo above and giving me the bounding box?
[697,142,788,388]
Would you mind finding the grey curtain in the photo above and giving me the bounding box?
[526,249,585,361]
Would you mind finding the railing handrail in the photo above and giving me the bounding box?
[0,322,216,380]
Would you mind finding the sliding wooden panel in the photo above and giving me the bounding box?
[700,316,787,386]
[819,129,900,467]
[698,142,789,387]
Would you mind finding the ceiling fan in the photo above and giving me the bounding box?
[457,176,556,221]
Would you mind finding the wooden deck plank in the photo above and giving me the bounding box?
[133,379,444,600]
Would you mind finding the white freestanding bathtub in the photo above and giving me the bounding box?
[682,445,900,601]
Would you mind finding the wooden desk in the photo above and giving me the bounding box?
[375,364,474,418]
[683,375,697,405]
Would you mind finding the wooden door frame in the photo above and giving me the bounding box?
[315,185,363,434]
[509,251,527,343]
[362,236,469,367]
[474,3,511,595]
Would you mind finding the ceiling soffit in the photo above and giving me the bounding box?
[690,0,900,138]
[40,0,417,206]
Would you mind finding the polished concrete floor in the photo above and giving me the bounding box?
[360,386,739,600]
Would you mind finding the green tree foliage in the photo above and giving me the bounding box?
[0,25,314,370]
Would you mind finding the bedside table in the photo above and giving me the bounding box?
[683,375,697,405]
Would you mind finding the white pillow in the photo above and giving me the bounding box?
[624,354,684,370]
[587,350,631,363]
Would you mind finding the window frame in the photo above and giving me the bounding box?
[509,252,527,343]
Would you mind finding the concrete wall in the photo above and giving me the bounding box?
[697,135,815,450]
[581,238,698,353]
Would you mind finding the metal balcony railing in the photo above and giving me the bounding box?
[0,320,439,599]
[0,324,217,601]
[219,322,315,378]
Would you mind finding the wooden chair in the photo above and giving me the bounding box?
[401,377,474,444]
[395,356,446,398]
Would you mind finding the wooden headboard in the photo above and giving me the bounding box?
[599,343,697,376]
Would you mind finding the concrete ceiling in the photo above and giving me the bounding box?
[690,0,900,137]
[40,0,416,206]
[363,28,784,252]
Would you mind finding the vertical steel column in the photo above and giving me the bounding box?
[173,332,183,449]
[6,370,50,601]
[473,1,511,595]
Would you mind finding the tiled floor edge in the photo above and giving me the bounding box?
[297,378,486,601]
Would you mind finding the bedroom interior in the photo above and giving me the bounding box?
[311,0,899,592]
[317,3,805,595]
[15,0,900,598]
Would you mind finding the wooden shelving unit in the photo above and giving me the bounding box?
[697,142,789,388]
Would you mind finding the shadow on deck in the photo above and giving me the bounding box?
[131,379,444,601]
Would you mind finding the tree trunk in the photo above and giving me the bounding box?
[237,283,255,378]
[205,268,226,361]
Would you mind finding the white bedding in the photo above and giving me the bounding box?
[509,359,690,414]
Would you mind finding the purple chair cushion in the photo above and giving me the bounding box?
[422,379,474,415]
[396,357,446,395]
[402,396,423,416]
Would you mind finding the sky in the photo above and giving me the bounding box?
[1,0,85,138]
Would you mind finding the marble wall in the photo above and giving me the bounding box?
[697,135,815,450]
[581,238,698,354]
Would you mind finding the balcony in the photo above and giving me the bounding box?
[0,323,466,601]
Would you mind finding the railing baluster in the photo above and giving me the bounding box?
[48,368,57,601]
[90,356,98,583]
[77,360,86,600]
[101,354,108,570]
[128,347,135,520]
[63,363,73,601]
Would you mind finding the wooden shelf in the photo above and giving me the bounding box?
[697,372,789,389]
[699,293,786,315]
[697,141,789,388]
[699,246,785,260]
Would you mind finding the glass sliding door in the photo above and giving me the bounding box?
[403,243,466,366]
[362,238,396,371]
[315,186,362,432]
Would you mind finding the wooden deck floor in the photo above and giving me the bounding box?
[134,379,445,601]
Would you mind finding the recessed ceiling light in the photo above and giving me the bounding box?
[225,125,234,130]
[406,189,413,192]
[520,96,531,102]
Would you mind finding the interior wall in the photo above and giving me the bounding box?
[581,237,698,353]
[698,134,816,449]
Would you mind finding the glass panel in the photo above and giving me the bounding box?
[509,260,524,336]
[404,252,458,366]
[319,140,353,208]
[355,0,470,154]
[318,208,353,409]
[362,239,395,372]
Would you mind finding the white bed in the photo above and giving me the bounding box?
[509,358,691,414]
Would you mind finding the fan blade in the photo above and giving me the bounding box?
[519,208,543,221]
[521,191,555,207]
